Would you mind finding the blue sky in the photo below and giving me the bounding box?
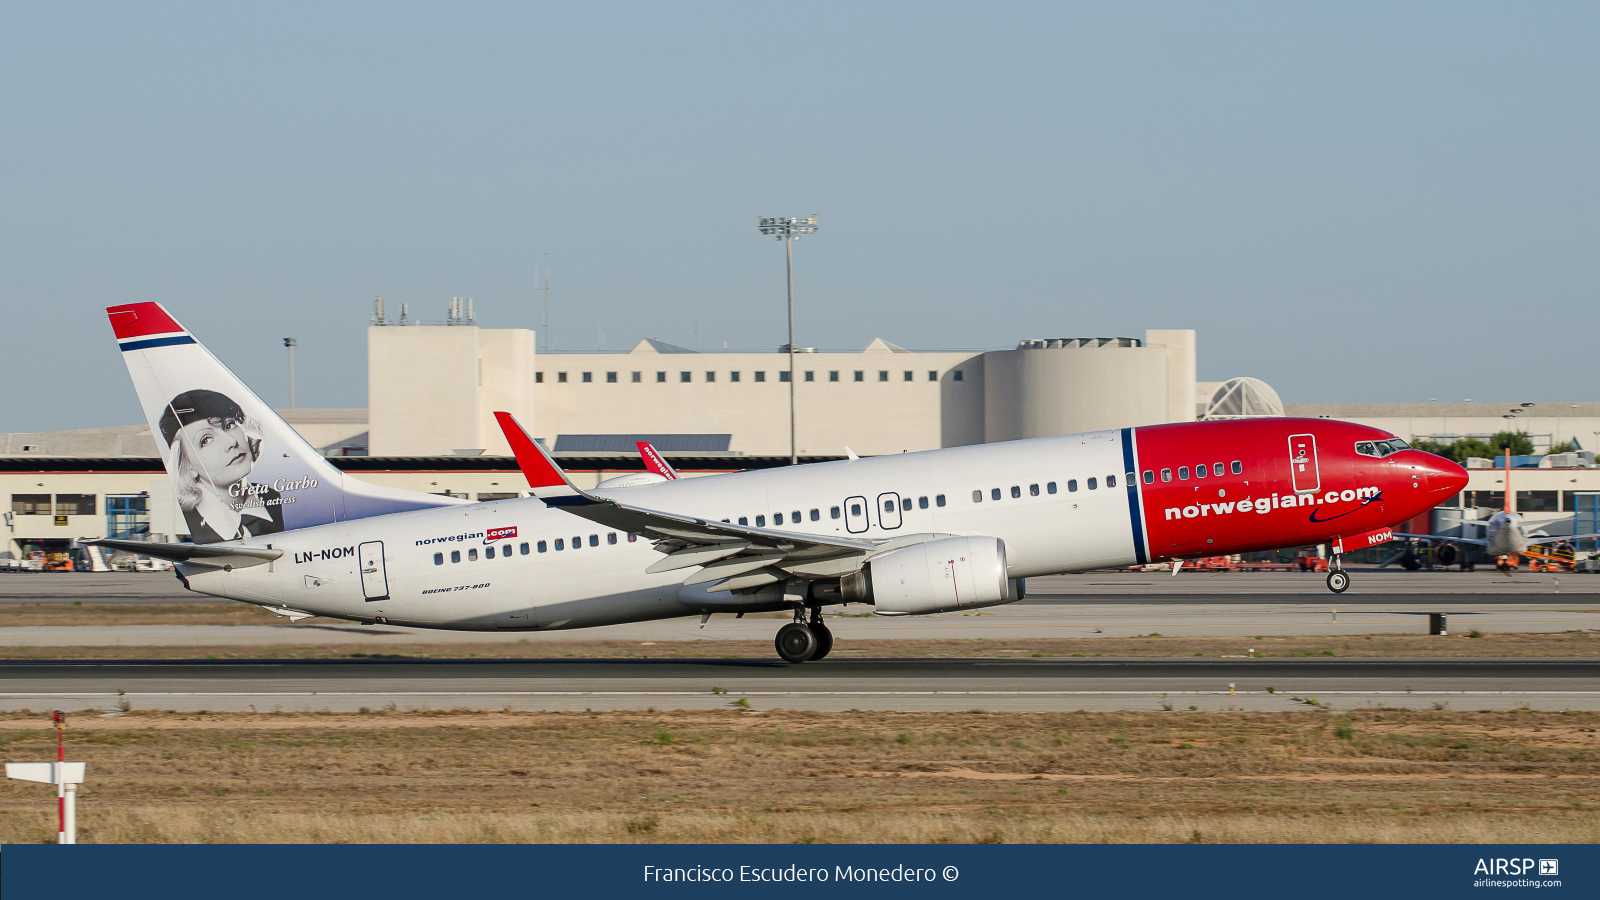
[3,2,1596,430]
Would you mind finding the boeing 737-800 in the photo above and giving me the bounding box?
[91,303,1468,662]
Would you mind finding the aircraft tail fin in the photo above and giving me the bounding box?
[635,441,680,480]
[107,303,465,543]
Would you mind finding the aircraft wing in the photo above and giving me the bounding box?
[495,412,877,591]
[1391,533,1489,547]
[1527,534,1600,547]
[84,538,283,569]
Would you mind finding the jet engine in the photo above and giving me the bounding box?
[841,535,1016,615]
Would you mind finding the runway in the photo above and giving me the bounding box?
[4,657,1596,713]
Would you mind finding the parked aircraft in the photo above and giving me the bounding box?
[91,303,1468,661]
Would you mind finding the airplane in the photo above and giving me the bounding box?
[89,302,1468,662]
[585,441,681,489]
[1395,447,1600,571]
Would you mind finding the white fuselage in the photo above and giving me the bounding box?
[184,432,1141,630]
[1483,511,1530,556]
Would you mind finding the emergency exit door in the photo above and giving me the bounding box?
[1288,434,1320,494]
[359,541,389,601]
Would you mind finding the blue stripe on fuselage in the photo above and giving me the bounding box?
[1120,427,1148,565]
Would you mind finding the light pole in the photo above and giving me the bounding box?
[283,338,297,409]
[758,215,818,465]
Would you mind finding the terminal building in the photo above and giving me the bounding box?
[3,300,1598,563]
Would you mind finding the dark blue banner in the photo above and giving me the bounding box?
[3,844,1593,899]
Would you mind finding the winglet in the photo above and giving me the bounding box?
[493,412,595,506]
[635,441,680,480]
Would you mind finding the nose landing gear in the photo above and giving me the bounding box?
[774,608,834,663]
[1325,555,1349,594]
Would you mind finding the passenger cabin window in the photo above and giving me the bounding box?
[485,546,495,558]
[883,499,894,512]
[1067,480,1078,492]
[537,541,547,553]
[554,538,564,550]
[1213,462,1224,477]
[1230,460,1242,474]
[810,508,820,521]
[589,535,598,547]
[1087,477,1097,490]
[936,494,947,506]
[1029,484,1039,496]
[1144,470,1154,484]
[451,550,461,563]
[849,503,861,516]
[520,542,529,554]
[991,488,1002,501]
[433,553,443,565]
[830,506,841,519]
[738,517,748,525]
[1161,468,1172,482]
[1010,486,1021,498]
[756,515,766,527]
[1045,483,1055,495]
[792,509,802,521]
[607,533,617,545]
[972,491,982,503]
[775,512,785,524]
[572,535,581,548]
[1178,467,1190,480]
[1195,465,1206,479]
[1107,474,1117,488]
[919,496,929,509]
[468,548,478,561]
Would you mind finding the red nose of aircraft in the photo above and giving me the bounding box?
[1414,450,1469,500]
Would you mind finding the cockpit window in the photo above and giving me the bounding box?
[1356,439,1411,458]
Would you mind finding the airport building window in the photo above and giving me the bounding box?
[810,508,820,521]
[631,372,642,383]
[656,372,667,382]
[878,371,889,382]
[779,371,791,382]
[1213,462,1224,477]
[557,372,568,383]
[1194,464,1206,479]
[468,548,478,560]
[1010,486,1021,498]
[903,371,913,381]
[805,371,814,382]
[433,553,443,565]
[919,496,929,509]
[54,494,94,516]
[730,371,741,382]
[451,550,461,563]
[1067,480,1078,492]
[485,546,495,559]
[1046,482,1056,494]
[705,371,716,382]
[520,542,530,555]
[953,370,964,381]
[936,494,946,506]
[854,371,864,382]
[1087,478,1097,490]
[1029,484,1039,496]
[756,515,766,527]
[606,372,617,383]
[991,488,1002,501]
[829,371,840,382]
[973,490,982,503]
[928,370,938,381]
[830,506,841,519]
[589,534,599,547]
[535,372,543,383]
[738,517,748,525]
[680,371,692,383]
[1108,474,1117,488]
[554,538,564,550]
[755,371,766,382]
[1519,491,1560,512]
[1231,461,1242,474]
[582,372,592,383]
[1178,467,1190,480]
[607,533,617,544]
[538,541,547,552]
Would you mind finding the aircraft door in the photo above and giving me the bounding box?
[844,495,869,534]
[358,541,390,601]
[1288,434,1320,494]
[877,492,903,530]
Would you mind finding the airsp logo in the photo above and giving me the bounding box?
[1539,859,1559,876]
[1473,858,1553,876]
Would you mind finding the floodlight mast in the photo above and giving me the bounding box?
[757,215,819,465]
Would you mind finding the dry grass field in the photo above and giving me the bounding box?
[0,708,1595,844]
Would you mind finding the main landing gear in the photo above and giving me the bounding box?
[1325,555,1349,594]
[775,608,834,663]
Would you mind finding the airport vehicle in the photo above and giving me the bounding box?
[89,303,1467,661]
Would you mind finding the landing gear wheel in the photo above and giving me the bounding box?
[1326,570,1349,594]
[775,622,818,663]
[809,623,834,661]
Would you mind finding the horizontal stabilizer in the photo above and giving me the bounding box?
[86,538,282,569]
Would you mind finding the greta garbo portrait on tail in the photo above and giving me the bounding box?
[159,389,287,543]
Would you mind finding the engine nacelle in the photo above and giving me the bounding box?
[844,535,1014,615]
